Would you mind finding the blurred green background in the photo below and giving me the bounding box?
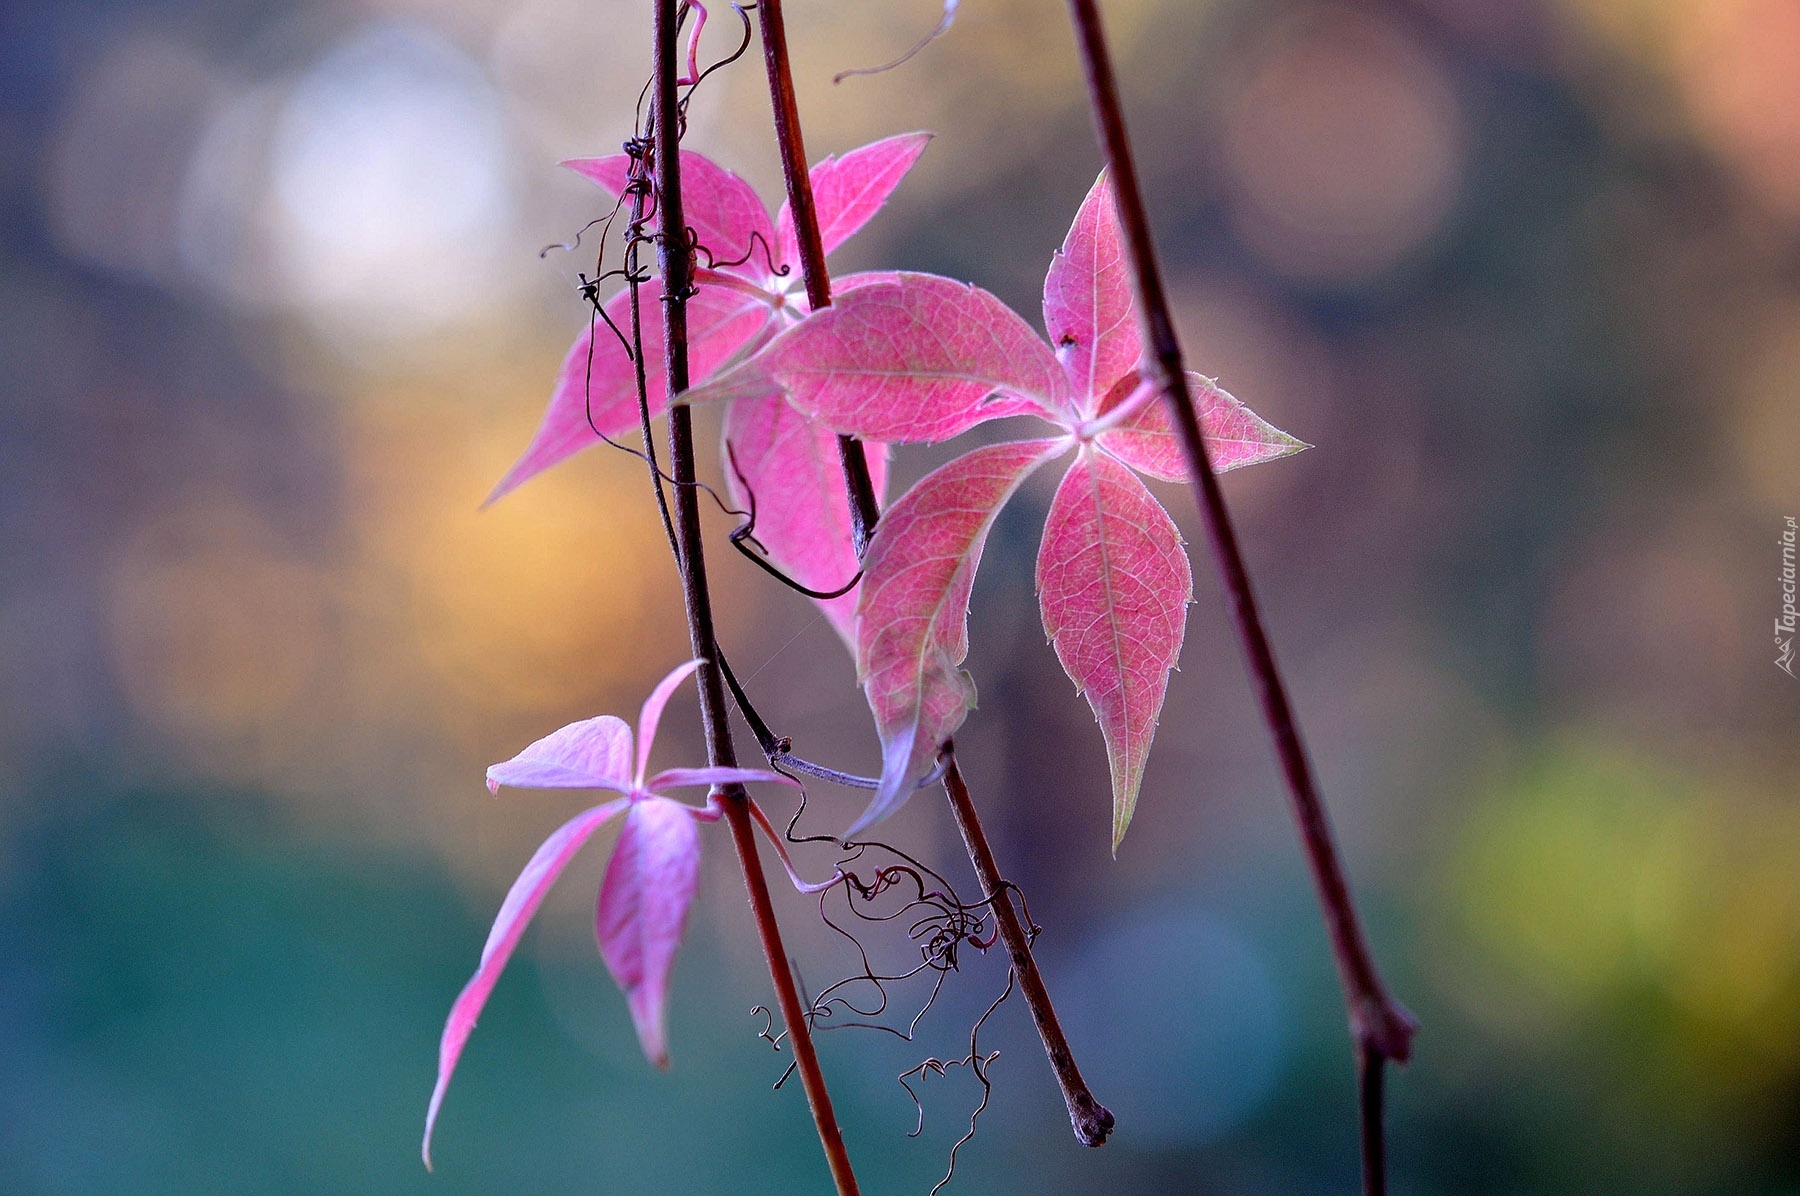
[2,0,1797,1192]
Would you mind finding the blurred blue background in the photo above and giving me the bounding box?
[2,0,1797,1192]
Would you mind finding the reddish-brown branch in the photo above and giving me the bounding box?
[756,0,881,555]
[1059,0,1416,1189]
[755,1,1113,1146]
[1358,1040,1389,1196]
[651,2,860,1191]
[942,748,1114,1146]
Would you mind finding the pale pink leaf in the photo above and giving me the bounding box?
[1036,449,1192,850]
[723,394,887,645]
[563,151,774,284]
[562,153,634,200]
[1044,173,1141,414]
[646,766,800,793]
[851,438,1069,833]
[831,268,906,294]
[775,133,932,269]
[746,797,845,894]
[423,798,630,1168]
[682,274,1075,442]
[595,796,702,1069]
[781,267,910,318]
[485,279,770,505]
[485,715,636,795]
[636,659,704,785]
[1097,372,1307,482]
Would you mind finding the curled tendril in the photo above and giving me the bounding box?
[696,227,790,279]
[904,970,1013,1196]
[720,706,1030,1191]
[767,769,1019,1193]
[682,3,756,94]
[833,0,961,85]
[722,443,864,601]
[538,215,610,261]
[748,1004,800,1090]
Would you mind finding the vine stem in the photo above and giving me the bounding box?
[755,0,882,555]
[1059,0,1417,1190]
[650,2,860,1192]
[755,0,1112,1146]
[942,747,1115,1146]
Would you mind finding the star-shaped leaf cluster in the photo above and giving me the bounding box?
[687,176,1306,848]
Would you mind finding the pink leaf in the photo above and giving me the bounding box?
[722,394,887,645]
[775,133,932,269]
[485,279,770,505]
[683,274,1075,442]
[561,153,633,199]
[780,266,911,317]
[646,765,800,793]
[1036,449,1192,850]
[636,659,704,785]
[851,438,1069,833]
[1097,372,1308,483]
[486,715,636,795]
[595,796,703,1069]
[832,268,908,293]
[563,151,774,283]
[1044,173,1141,415]
[562,153,633,199]
[423,798,630,1168]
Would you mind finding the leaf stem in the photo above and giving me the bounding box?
[1059,0,1416,1188]
[651,3,860,1191]
[942,746,1114,1146]
[755,1,1115,1147]
[755,0,882,556]
[1359,1040,1389,1196]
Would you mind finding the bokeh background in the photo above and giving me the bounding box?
[3,0,1797,1191]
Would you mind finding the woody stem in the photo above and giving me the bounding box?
[756,0,882,555]
[943,746,1115,1145]
[651,3,860,1192]
[1060,0,1416,1191]
[756,0,1113,1146]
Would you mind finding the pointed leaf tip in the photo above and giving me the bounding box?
[423,799,629,1167]
[636,659,704,785]
[595,797,702,1069]
[486,278,770,503]
[844,726,928,838]
[1044,173,1141,415]
[1037,451,1191,850]
[852,437,1067,831]
[777,131,935,268]
[1097,373,1306,483]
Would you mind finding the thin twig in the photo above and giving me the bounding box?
[1059,0,1416,1189]
[942,747,1114,1146]
[1359,1040,1388,1196]
[649,3,861,1191]
[755,0,882,555]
